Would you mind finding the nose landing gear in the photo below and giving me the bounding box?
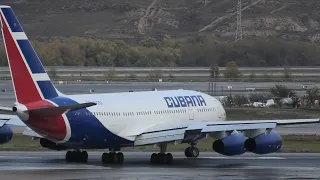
[184,146,199,157]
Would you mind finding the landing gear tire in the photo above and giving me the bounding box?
[117,152,124,164]
[185,147,199,158]
[102,152,124,164]
[65,151,88,163]
[150,153,173,165]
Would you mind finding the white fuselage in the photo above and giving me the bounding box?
[66,89,227,141]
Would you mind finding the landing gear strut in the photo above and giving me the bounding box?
[150,144,173,165]
[102,152,124,164]
[185,146,199,157]
[66,150,88,163]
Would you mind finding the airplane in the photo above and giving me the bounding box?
[0,5,318,165]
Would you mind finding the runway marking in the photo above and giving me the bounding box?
[178,156,286,160]
[0,165,112,171]
[234,166,320,171]
[0,156,43,159]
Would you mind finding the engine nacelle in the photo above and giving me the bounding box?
[212,133,247,156]
[40,138,69,151]
[244,132,282,154]
[0,125,13,144]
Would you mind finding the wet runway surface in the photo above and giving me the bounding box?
[0,151,319,180]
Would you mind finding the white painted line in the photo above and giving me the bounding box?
[0,156,43,159]
[258,157,286,160]
[177,156,286,160]
[0,165,112,171]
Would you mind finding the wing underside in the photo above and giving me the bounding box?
[133,119,320,146]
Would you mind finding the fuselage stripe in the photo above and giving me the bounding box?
[17,40,46,74]
[37,81,59,99]
[1,8,23,32]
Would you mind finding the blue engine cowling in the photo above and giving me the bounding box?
[212,133,247,156]
[244,132,282,154]
[0,125,13,144]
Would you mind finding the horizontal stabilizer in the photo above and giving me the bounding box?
[28,102,96,117]
[23,127,43,138]
[0,106,16,115]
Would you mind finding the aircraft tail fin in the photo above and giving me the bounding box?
[0,6,59,104]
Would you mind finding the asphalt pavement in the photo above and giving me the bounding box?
[0,151,319,180]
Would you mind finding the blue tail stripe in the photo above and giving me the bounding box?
[1,8,23,32]
[37,81,58,99]
[17,40,46,74]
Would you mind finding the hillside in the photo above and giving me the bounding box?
[2,0,320,43]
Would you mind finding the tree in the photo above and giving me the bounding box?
[104,69,116,80]
[48,67,58,79]
[248,72,256,81]
[210,65,220,78]
[147,70,163,80]
[168,73,175,80]
[283,67,292,80]
[223,61,241,80]
[270,85,296,98]
[249,93,272,103]
[306,86,320,102]
[263,73,271,82]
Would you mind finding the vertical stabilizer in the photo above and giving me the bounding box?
[0,6,59,104]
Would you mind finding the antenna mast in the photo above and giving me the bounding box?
[235,0,243,43]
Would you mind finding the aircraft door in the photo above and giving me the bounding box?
[188,108,194,120]
[217,107,222,119]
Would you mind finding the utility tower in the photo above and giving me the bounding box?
[235,0,243,43]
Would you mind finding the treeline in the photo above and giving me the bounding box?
[0,36,320,67]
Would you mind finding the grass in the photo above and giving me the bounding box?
[225,107,320,120]
[1,134,320,153]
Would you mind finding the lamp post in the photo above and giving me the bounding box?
[228,86,232,97]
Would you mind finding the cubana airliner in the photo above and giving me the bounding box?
[0,5,318,165]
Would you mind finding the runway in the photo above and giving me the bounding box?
[0,151,319,180]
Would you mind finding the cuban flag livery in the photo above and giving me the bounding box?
[0,5,319,165]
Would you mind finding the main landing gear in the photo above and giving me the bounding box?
[150,152,173,164]
[185,146,199,158]
[150,144,173,165]
[102,152,124,164]
[65,150,88,163]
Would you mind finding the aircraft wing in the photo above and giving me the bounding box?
[0,114,25,127]
[133,119,320,146]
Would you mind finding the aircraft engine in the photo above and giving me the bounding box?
[40,138,69,151]
[212,133,247,156]
[244,132,282,154]
[0,125,13,144]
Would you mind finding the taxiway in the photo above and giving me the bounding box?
[0,81,315,104]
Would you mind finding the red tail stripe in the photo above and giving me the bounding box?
[0,13,41,104]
